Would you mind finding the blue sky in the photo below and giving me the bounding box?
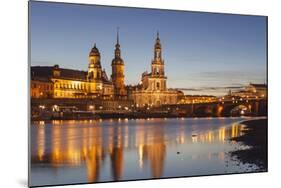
[30,1,267,96]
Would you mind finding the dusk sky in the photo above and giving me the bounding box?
[30,1,267,96]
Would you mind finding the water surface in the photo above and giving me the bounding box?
[30,117,258,187]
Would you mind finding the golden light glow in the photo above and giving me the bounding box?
[32,119,248,182]
[217,106,223,117]
[37,127,45,161]
[218,127,226,142]
[138,144,144,168]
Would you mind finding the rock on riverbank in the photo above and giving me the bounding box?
[230,118,268,171]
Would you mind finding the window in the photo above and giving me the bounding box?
[156,82,160,90]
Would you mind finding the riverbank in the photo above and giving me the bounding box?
[31,111,187,121]
[230,118,268,171]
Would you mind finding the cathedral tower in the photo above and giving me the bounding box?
[87,43,103,94]
[150,32,167,90]
[151,32,165,76]
[111,28,126,98]
[88,43,102,81]
[131,31,181,107]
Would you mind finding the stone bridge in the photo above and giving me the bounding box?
[31,98,267,118]
[163,98,267,117]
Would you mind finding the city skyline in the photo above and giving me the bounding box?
[30,1,267,96]
[29,3,268,186]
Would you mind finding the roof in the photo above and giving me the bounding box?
[101,70,112,84]
[60,68,87,80]
[31,66,114,85]
[89,44,100,56]
[31,66,87,81]
[249,83,267,88]
[184,95,216,97]
[31,77,51,83]
[142,71,151,77]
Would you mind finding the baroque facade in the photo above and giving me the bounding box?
[31,43,114,99]
[31,31,183,106]
[131,32,183,106]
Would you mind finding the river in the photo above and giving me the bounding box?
[30,117,260,187]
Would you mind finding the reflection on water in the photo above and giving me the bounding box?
[30,118,253,187]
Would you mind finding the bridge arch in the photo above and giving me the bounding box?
[221,103,252,116]
[193,105,215,117]
[230,104,251,116]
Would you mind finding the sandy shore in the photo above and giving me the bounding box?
[230,118,268,171]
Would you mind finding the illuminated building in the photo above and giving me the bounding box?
[30,78,53,98]
[31,31,184,106]
[245,83,267,97]
[131,32,183,106]
[111,29,127,99]
[227,83,267,99]
[31,44,114,99]
[179,95,218,104]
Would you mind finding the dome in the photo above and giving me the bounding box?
[89,43,100,57]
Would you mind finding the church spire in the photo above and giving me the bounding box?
[111,28,126,98]
[117,27,119,45]
[115,27,120,48]
[114,27,121,58]
[157,30,159,39]
[154,31,162,60]
[151,31,166,87]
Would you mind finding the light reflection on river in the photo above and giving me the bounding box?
[30,117,258,187]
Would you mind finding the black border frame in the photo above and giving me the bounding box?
[28,1,269,187]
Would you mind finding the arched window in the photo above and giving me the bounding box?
[156,82,160,90]
[156,67,159,75]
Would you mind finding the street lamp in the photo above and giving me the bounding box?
[89,105,94,110]
[39,105,45,110]
[52,105,59,112]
